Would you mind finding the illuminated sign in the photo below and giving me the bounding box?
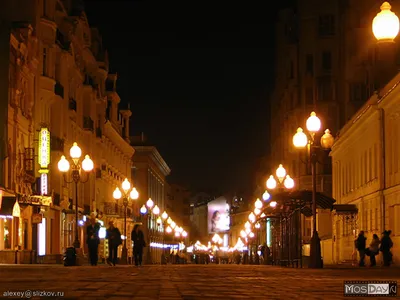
[40,173,48,195]
[38,128,50,169]
[12,200,20,218]
[208,197,230,234]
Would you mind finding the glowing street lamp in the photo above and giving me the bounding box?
[266,164,295,191]
[152,205,160,215]
[140,205,147,215]
[146,198,154,209]
[113,178,140,264]
[58,142,93,249]
[373,2,399,43]
[248,212,256,223]
[254,198,263,209]
[270,201,277,208]
[262,190,270,201]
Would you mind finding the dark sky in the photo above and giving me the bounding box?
[84,0,293,195]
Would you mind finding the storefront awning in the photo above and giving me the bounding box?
[333,204,358,214]
[0,197,16,216]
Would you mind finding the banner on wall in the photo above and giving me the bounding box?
[207,197,230,234]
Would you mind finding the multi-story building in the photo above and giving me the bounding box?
[189,192,212,243]
[131,137,171,264]
[166,183,191,229]
[330,72,400,264]
[0,0,135,264]
[270,0,400,261]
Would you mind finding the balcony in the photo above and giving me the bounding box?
[104,202,119,216]
[54,81,64,98]
[83,116,94,131]
[69,98,77,111]
[50,135,64,152]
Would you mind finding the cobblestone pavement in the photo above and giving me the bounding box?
[0,264,399,299]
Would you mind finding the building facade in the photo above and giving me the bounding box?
[131,143,171,264]
[330,72,400,264]
[270,0,400,257]
[0,0,135,264]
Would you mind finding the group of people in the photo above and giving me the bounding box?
[85,216,146,266]
[355,230,394,267]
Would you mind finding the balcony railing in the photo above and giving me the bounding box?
[69,98,77,111]
[83,116,94,131]
[54,81,64,98]
[50,135,64,152]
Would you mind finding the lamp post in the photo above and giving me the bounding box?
[112,178,139,264]
[373,2,399,43]
[161,211,168,264]
[266,164,295,191]
[58,142,94,249]
[292,111,334,268]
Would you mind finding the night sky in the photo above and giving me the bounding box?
[84,0,294,195]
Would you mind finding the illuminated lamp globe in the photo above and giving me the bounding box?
[249,232,255,238]
[248,212,256,223]
[113,187,122,200]
[167,217,172,224]
[321,129,335,149]
[276,164,286,182]
[140,205,147,215]
[153,205,160,215]
[146,198,154,209]
[306,112,321,133]
[240,230,247,238]
[156,216,162,225]
[245,221,251,229]
[182,231,188,237]
[245,228,251,234]
[170,221,176,229]
[175,231,180,237]
[266,175,277,190]
[255,223,261,229]
[122,178,131,192]
[254,208,261,216]
[293,128,308,148]
[69,142,82,159]
[166,226,172,233]
[254,198,263,209]
[130,187,139,200]
[81,155,94,172]
[373,2,400,42]
[162,211,168,220]
[270,201,277,208]
[260,212,266,218]
[284,175,295,189]
[57,155,70,172]
[262,191,270,201]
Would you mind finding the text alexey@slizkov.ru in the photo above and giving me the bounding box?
[3,290,65,298]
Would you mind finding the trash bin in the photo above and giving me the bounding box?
[64,247,76,266]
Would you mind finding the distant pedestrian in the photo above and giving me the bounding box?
[356,231,367,267]
[368,234,380,267]
[131,224,146,266]
[380,230,393,267]
[86,214,101,266]
[106,220,122,266]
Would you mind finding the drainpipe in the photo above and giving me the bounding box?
[377,107,386,231]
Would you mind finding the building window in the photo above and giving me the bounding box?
[306,54,313,75]
[317,77,332,102]
[318,15,335,36]
[322,52,332,70]
[305,87,314,105]
[43,47,47,76]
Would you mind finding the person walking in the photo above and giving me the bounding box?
[86,215,101,266]
[356,231,367,267]
[131,224,146,267]
[380,230,393,267]
[368,234,380,267]
[106,220,122,266]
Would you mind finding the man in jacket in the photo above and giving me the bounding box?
[106,220,122,266]
[356,231,367,267]
[131,224,146,266]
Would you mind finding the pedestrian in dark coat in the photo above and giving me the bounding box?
[106,220,122,266]
[380,230,393,267]
[86,215,101,266]
[131,224,146,266]
[356,231,366,267]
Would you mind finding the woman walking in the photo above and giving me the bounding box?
[131,224,146,267]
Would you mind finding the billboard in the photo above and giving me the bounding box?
[208,197,230,233]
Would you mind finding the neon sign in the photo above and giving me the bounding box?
[38,128,50,168]
[40,173,48,196]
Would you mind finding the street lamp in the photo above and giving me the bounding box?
[266,164,295,191]
[58,142,94,249]
[113,178,139,264]
[292,111,334,269]
[373,2,399,43]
